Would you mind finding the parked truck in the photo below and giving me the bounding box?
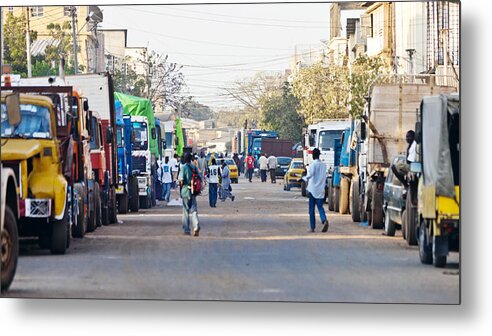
[358,75,456,230]
[413,93,459,268]
[1,92,71,254]
[115,92,159,209]
[244,129,278,162]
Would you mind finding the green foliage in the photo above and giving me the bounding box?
[291,62,350,125]
[182,100,214,121]
[112,63,147,97]
[349,55,392,118]
[2,12,37,77]
[44,20,84,72]
[259,82,303,142]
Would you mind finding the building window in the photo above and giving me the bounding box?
[64,6,71,16]
[31,7,44,17]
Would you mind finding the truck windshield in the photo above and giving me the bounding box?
[132,121,148,150]
[89,117,100,150]
[1,103,51,139]
[252,138,262,150]
[318,130,343,151]
[116,125,124,147]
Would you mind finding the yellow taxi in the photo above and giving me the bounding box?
[283,158,306,191]
[216,158,239,183]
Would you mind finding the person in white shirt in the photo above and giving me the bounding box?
[160,157,173,203]
[207,158,220,207]
[169,154,179,189]
[258,153,268,182]
[267,154,278,184]
[302,148,329,233]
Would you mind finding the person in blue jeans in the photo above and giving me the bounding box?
[160,156,173,202]
[207,158,220,207]
[178,153,200,236]
[302,148,329,233]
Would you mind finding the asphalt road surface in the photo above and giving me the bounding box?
[3,175,460,303]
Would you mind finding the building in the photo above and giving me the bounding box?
[2,6,104,73]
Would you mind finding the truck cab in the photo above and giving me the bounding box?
[130,115,153,209]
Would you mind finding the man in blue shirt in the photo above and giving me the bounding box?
[178,153,200,236]
[303,148,329,233]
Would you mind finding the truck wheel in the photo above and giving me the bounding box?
[50,199,69,255]
[384,210,396,236]
[334,187,340,213]
[301,180,307,197]
[140,195,151,209]
[405,191,417,245]
[109,187,117,223]
[339,178,349,214]
[151,188,157,207]
[327,183,334,211]
[350,180,361,222]
[401,210,407,240]
[130,177,139,212]
[94,182,102,228]
[371,184,384,229]
[87,183,97,233]
[285,183,291,191]
[418,220,432,264]
[433,235,448,268]
[118,192,129,214]
[72,184,86,238]
[1,206,18,293]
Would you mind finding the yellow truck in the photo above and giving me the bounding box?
[1,92,70,254]
[411,94,459,267]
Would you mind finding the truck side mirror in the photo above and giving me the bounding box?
[415,121,422,144]
[151,127,156,140]
[5,92,21,127]
[106,126,113,144]
[83,99,89,112]
[360,122,366,140]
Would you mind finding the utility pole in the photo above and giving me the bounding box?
[26,7,32,77]
[1,7,4,66]
[441,28,449,86]
[70,6,78,74]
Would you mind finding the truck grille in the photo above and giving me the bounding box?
[133,156,147,173]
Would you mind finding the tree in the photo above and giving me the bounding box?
[181,100,214,121]
[43,21,83,73]
[349,55,392,118]
[112,60,146,96]
[259,82,304,142]
[2,12,37,77]
[291,62,350,125]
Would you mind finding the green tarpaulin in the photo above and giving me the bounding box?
[175,118,184,157]
[114,92,158,157]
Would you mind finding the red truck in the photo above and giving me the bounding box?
[261,138,295,157]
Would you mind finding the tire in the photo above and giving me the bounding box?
[350,180,361,222]
[433,235,447,268]
[86,184,96,233]
[286,183,291,191]
[151,187,156,207]
[405,190,417,245]
[109,187,117,224]
[129,177,139,212]
[50,200,69,255]
[327,183,334,211]
[1,206,18,293]
[339,178,349,214]
[334,187,340,213]
[140,195,151,209]
[371,184,384,229]
[401,210,407,240]
[118,192,129,214]
[418,220,432,264]
[384,210,396,236]
[301,180,307,197]
[94,182,102,228]
[71,183,86,238]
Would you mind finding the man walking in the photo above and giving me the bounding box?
[169,153,179,189]
[246,153,255,183]
[258,153,268,183]
[207,158,220,207]
[302,148,329,233]
[160,157,173,203]
[267,154,278,184]
[178,153,201,236]
[197,151,208,180]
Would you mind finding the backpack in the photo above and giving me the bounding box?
[190,164,202,196]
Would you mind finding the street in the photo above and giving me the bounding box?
[4,176,459,304]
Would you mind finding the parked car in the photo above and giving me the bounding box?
[283,158,306,191]
[276,156,292,177]
[216,158,239,183]
[382,154,407,236]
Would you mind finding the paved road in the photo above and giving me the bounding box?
[3,175,459,303]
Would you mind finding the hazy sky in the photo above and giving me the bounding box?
[97,2,332,110]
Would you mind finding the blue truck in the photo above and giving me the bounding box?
[245,129,278,163]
